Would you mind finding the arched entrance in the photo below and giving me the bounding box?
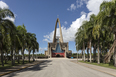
[56,54,61,57]
[52,42,65,57]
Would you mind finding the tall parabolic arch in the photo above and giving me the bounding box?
[45,18,72,58]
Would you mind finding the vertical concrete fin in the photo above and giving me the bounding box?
[53,18,63,43]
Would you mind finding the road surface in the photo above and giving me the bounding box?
[3,59,114,77]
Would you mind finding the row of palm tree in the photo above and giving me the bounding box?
[75,0,116,67]
[0,6,39,66]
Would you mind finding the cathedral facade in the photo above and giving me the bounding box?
[45,18,72,58]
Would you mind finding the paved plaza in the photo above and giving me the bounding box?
[1,59,116,77]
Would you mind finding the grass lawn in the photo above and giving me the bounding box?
[79,60,116,70]
[0,60,33,69]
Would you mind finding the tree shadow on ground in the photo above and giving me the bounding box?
[4,60,52,77]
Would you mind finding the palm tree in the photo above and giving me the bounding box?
[26,32,33,62]
[31,34,39,62]
[92,24,101,64]
[16,32,22,64]
[3,34,11,64]
[86,14,96,63]
[17,25,27,64]
[100,0,116,66]
[32,41,39,62]
[75,21,87,61]
[0,7,15,66]
[0,20,16,66]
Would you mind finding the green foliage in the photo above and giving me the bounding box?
[0,7,39,66]
[0,60,33,69]
[79,61,116,69]
[75,0,116,65]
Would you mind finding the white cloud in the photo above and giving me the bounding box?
[76,0,88,8]
[24,49,28,54]
[19,49,28,54]
[4,17,15,22]
[39,47,47,52]
[0,1,15,22]
[44,0,112,42]
[86,0,111,20]
[0,1,9,9]
[81,11,86,15]
[43,15,87,42]
[67,4,76,11]
[87,0,103,15]
[64,21,68,25]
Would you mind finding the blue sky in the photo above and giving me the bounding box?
[0,0,111,54]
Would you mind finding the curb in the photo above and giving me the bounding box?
[0,61,42,76]
[73,62,116,77]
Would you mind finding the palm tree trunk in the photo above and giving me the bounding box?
[0,42,4,66]
[82,49,84,61]
[114,33,116,67]
[33,49,35,62]
[83,42,85,62]
[11,49,14,66]
[97,38,100,64]
[90,39,92,63]
[1,50,4,66]
[87,48,89,62]
[28,49,31,62]
[95,48,97,61]
[13,42,16,65]
[5,51,7,64]
[77,51,78,63]
[22,46,24,64]
[7,52,8,61]
[13,50,15,65]
[93,44,96,62]
[114,47,116,67]
[17,50,20,64]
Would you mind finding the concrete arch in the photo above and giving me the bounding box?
[53,18,63,43]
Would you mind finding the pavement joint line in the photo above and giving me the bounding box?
[72,61,116,77]
[0,62,41,76]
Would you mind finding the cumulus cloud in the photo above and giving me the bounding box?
[86,0,111,20]
[43,15,86,42]
[39,47,47,52]
[0,1,9,9]
[81,11,86,15]
[4,17,15,22]
[0,1,15,22]
[67,0,89,11]
[44,0,111,42]
[64,21,68,25]
[76,0,88,8]
[67,4,76,11]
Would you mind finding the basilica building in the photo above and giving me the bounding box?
[45,18,72,58]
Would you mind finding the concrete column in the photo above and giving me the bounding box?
[53,18,63,43]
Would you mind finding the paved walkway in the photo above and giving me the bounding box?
[2,59,115,77]
[0,60,42,76]
[71,59,116,76]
